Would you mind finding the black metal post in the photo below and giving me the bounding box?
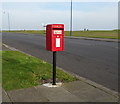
[70,0,72,37]
[53,51,56,85]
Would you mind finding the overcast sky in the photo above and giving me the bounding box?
[2,2,118,31]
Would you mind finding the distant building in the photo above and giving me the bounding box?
[84,28,89,31]
[84,28,86,31]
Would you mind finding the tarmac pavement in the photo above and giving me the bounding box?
[2,81,118,103]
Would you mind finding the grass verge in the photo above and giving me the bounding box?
[65,30,119,39]
[2,51,77,91]
[2,30,119,39]
[2,30,45,35]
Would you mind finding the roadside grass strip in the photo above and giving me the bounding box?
[0,50,2,84]
[2,30,45,35]
[65,30,118,39]
[2,30,119,39]
[2,51,77,91]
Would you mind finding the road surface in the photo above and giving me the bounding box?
[2,32,118,91]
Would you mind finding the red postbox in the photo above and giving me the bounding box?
[46,24,64,52]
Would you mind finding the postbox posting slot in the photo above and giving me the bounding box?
[52,28,64,30]
[52,28,64,36]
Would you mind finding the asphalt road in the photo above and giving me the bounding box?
[2,32,118,91]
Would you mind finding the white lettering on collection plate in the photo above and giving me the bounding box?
[56,38,60,47]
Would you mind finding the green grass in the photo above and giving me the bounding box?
[2,51,77,91]
[65,30,119,39]
[2,30,45,34]
[0,51,2,84]
[2,30,119,39]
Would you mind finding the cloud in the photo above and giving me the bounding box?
[2,2,118,30]
[2,9,70,30]
[73,6,118,30]
[2,0,119,2]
